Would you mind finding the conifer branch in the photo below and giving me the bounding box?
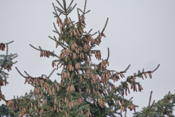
[120,64,131,73]
[4,41,14,45]
[151,64,160,73]
[67,4,77,15]
[101,18,109,33]
[48,68,55,79]
[145,100,155,117]
[29,44,60,58]
[6,44,8,55]
[67,0,74,10]
[56,6,66,15]
[3,41,14,55]
[56,0,64,10]
[48,36,68,49]
[15,67,28,78]
[24,71,33,78]
[53,23,60,34]
[92,32,97,36]
[62,0,67,12]
[148,91,153,106]
[106,48,110,61]
[84,0,87,13]
[29,44,40,51]
[87,29,93,34]
[52,3,61,17]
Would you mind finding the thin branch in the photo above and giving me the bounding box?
[106,48,110,61]
[84,0,87,13]
[85,10,90,14]
[11,55,18,60]
[148,91,153,106]
[62,0,67,14]
[29,44,40,51]
[120,65,131,73]
[56,6,65,15]
[88,29,93,34]
[48,69,56,79]
[53,23,60,34]
[67,3,77,15]
[4,41,14,45]
[48,36,67,49]
[30,44,60,58]
[67,0,74,10]
[101,18,109,33]
[13,61,18,64]
[91,32,97,36]
[125,97,133,105]
[6,44,8,55]
[56,0,64,10]
[24,71,33,78]
[52,3,59,17]
[15,67,27,78]
[145,100,155,117]
[151,64,160,73]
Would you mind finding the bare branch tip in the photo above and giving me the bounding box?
[101,18,109,33]
[148,91,153,106]
[106,48,110,61]
[124,64,131,72]
[48,68,56,79]
[152,64,160,73]
[15,67,27,78]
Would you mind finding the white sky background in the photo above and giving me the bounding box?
[0,0,175,116]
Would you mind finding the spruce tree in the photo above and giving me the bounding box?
[0,0,175,117]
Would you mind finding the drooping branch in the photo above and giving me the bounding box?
[29,44,60,58]
[24,71,33,78]
[15,67,28,78]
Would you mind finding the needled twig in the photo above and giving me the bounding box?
[56,0,64,10]
[67,0,74,10]
[52,3,61,17]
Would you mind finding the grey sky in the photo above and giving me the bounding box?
[0,0,175,116]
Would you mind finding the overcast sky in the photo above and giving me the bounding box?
[0,0,175,116]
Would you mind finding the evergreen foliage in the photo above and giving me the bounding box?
[0,0,175,117]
